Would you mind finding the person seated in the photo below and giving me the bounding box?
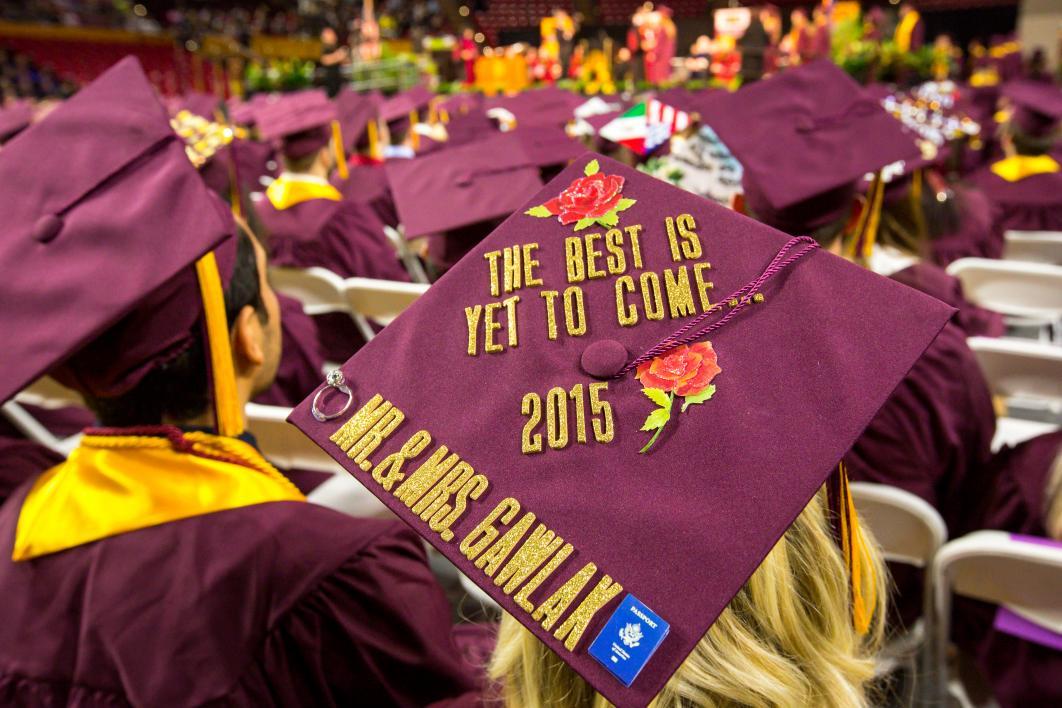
[967,80,1062,232]
[0,58,479,706]
[701,61,997,627]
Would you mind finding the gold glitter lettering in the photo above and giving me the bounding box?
[545,386,569,449]
[464,305,482,356]
[495,524,566,594]
[475,511,536,576]
[588,383,615,443]
[483,302,503,353]
[411,461,473,518]
[461,497,521,560]
[640,272,664,321]
[664,216,682,262]
[502,295,520,348]
[329,394,386,452]
[503,246,522,293]
[569,384,587,443]
[564,237,585,283]
[693,262,714,311]
[521,392,543,454]
[427,471,489,542]
[372,429,432,491]
[553,574,623,650]
[615,276,638,326]
[483,250,502,297]
[394,446,460,506]
[604,228,626,275]
[346,405,404,471]
[533,562,598,631]
[625,225,644,269]
[514,543,573,612]
[563,286,587,337]
[585,232,606,279]
[540,290,560,341]
[523,243,543,288]
[663,266,697,319]
[676,213,702,259]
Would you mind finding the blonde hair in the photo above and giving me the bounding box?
[488,487,887,708]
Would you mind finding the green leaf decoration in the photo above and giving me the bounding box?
[584,159,600,176]
[681,385,716,413]
[596,210,619,228]
[614,198,637,212]
[642,387,671,409]
[640,406,671,432]
[524,205,552,218]
[573,217,596,231]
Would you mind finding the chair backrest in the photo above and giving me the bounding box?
[244,402,346,473]
[6,377,90,456]
[967,336,1062,410]
[268,266,350,316]
[850,482,948,568]
[343,277,429,325]
[383,224,431,284]
[946,258,1062,320]
[1004,230,1062,265]
[931,531,1062,703]
[992,416,1061,453]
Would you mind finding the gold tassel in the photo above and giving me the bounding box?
[367,119,381,161]
[861,172,885,261]
[910,167,927,244]
[331,120,349,180]
[194,252,243,437]
[838,462,877,635]
[409,110,421,150]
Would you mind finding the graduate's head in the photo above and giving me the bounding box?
[281,129,336,174]
[0,57,282,437]
[254,90,339,175]
[81,224,281,428]
[999,81,1062,157]
[489,488,887,708]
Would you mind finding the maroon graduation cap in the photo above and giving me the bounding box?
[287,153,952,707]
[335,87,382,150]
[0,101,33,144]
[0,57,243,436]
[487,87,583,128]
[383,132,542,238]
[701,60,920,235]
[255,90,337,160]
[1003,79,1062,138]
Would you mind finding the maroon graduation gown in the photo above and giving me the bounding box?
[889,262,1005,338]
[955,431,1062,708]
[0,437,62,507]
[0,489,480,707]
[929,185,1004,266]
[845,322,997,626]
[967,165,1062,233]
[333,163,400,228]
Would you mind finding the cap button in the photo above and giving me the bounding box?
[580,339,628,379]
[32,214,63,244]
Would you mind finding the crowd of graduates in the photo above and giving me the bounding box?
[0,4,1061,706]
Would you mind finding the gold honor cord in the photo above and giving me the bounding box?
[331,119,350,180]
[195,251,244,437]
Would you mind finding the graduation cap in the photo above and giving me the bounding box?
[513,124,585,170]
[334,87,383,151]
[701,60,920,237]
[0,101,33,144]
[1003,79,1062,138]
[0,57,244,438]
[177,91,221,120]
[255,90,338,160]
[383,132,542,239]
[486,86,582,128]
[379,85,435,138]
[287,153,953,707]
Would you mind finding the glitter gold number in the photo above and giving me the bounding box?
[521,393,543,454]
[569,384,588,443]
[546,387,569,450]
[588,382,615,443]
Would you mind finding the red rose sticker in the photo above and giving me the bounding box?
[634,340,721,453]
[525,159,636,230]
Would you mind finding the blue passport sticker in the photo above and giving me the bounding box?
[588,594,670,686]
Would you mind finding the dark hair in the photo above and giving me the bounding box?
[1009,123,1056,156]
[85,231,267,427]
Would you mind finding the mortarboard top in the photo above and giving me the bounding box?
[178,91,221,120]
[255,89,338,159]
[514,124,585,169]
[335,87,383,149]
[379,84,435,124]
[0,57,241,437]
[1002,79,1062,138]
[384,131,542,238]
[0,101,33,143]
[486,86,583,128]
[288,153,953,708]
[701,60,920,234]
[439,91,484,118]
[227,93,272,126]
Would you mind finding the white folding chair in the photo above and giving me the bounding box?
[947,258,1062,340]
[967,336,1062,417]
[3,376,89,456]
[1004,231,1062,265]
[384,224,431,284]
[343,277,429,329]
[244,402,391,518]
[992,416,1060,453]
[931,531,1062,706]
[850,482,948,704]
[268,265,375,343]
